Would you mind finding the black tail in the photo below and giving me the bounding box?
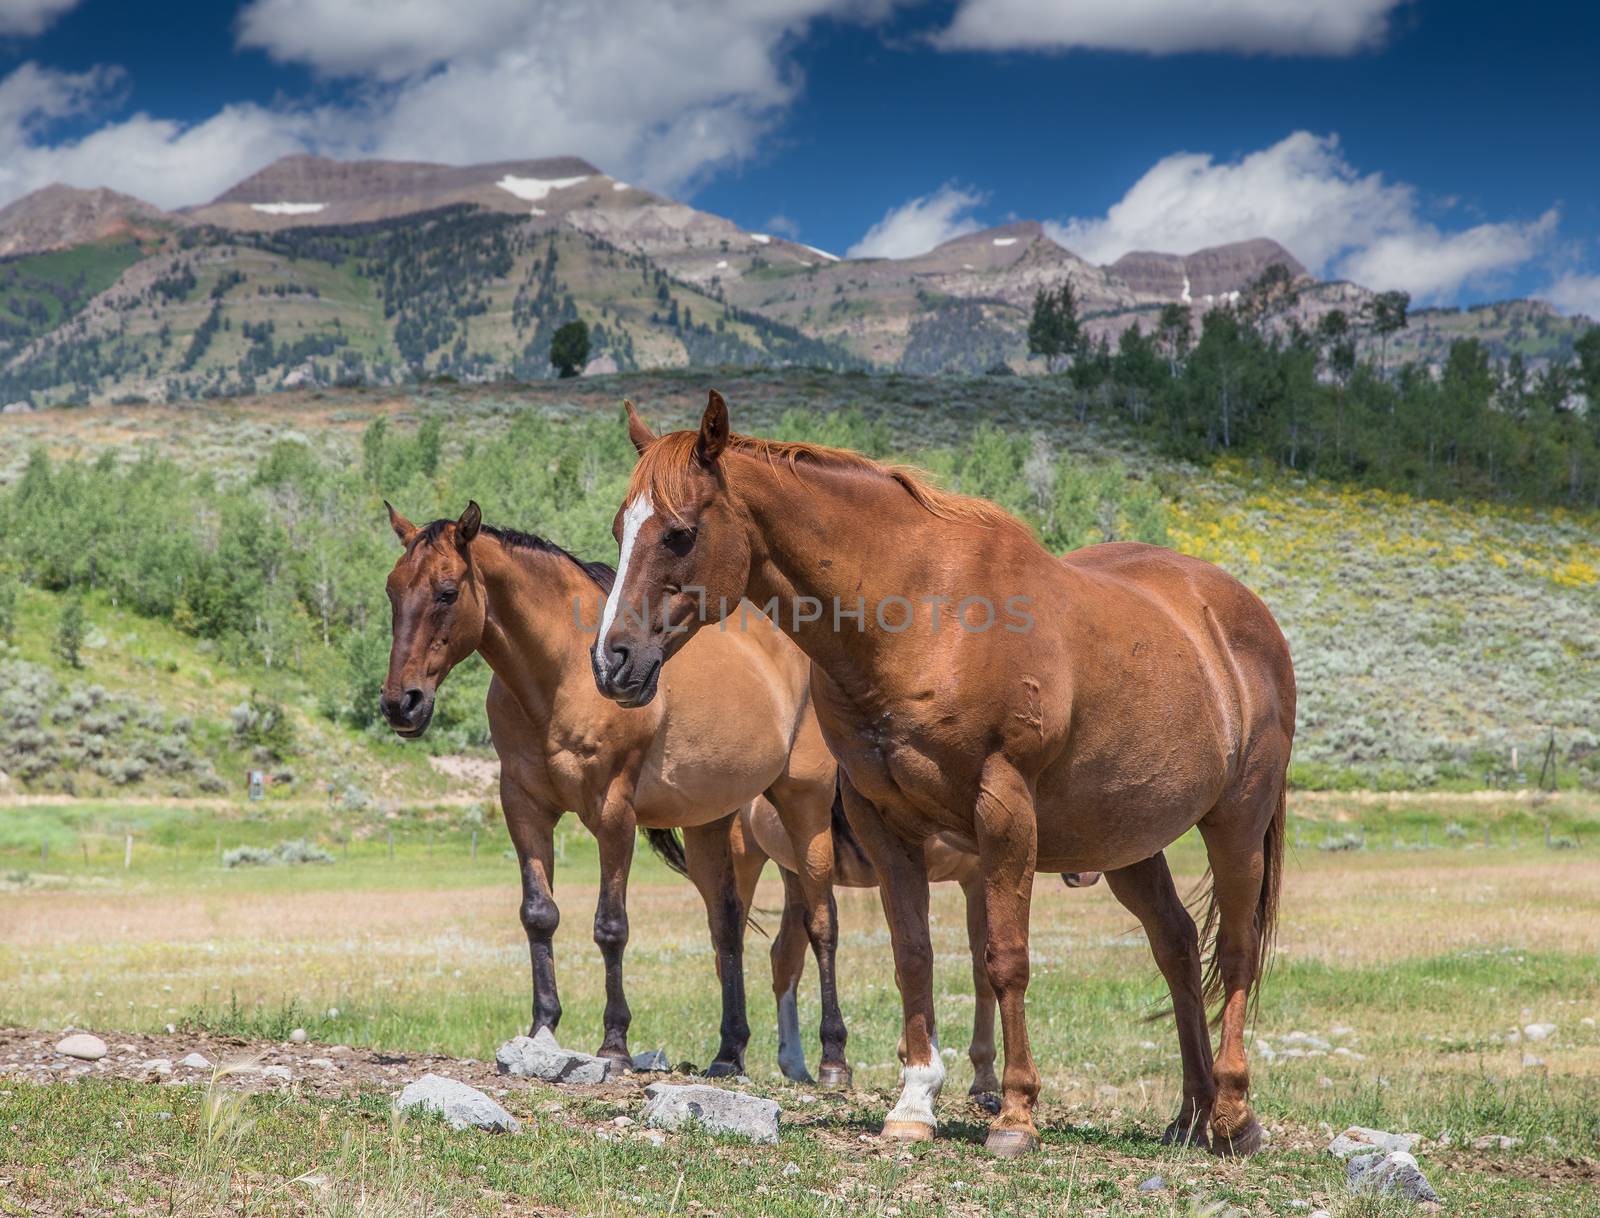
[643,827,688,877]
[644,824,767,938]
[829,778,872,874]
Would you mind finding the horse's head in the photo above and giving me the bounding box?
[379,501,488,737]
[592,391,752,707]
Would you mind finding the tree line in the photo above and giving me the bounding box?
[1029,270,1600,507]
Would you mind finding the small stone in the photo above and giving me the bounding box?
[55,1034,107,1061]
[639,1082,780,1144]
[179,1053,212,1070]
[289,1028,308,1044]
[1309,1211,1331,1218]
[1327,1126,1420,1158]
[262,1065,293,1082]
[1470,1133,1523,1151]
[1289,1202,1310,1211]
[163,1023,176,1035]
[155,1112,173,1121]
[611,1115,635,1127]
[1523,1023,1556,1041]
[631,1049,671,1073]
[396,1074,519,1133]
[326,1008,339,1019]
[496,1028,624,1085]
[1137,1175,1164,1192]
[1346,1151,1441,1203]
[782,1162,801,1176]
[1522,1053,1545,1068]
[140,1058,173,1077]
[308,1058,336,1070]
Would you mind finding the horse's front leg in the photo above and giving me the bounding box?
[683,813,752,1076]
[501,762,562,1036]
[973,758,1041,1158]
[592,802,638,1063]
[838,779,942,1141]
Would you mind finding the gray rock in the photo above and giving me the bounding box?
[496,1028,623,1085]
[308,1057,336,1070]
[262,1065,293,1082]
[55,1033,108,1061]
[1327,1126,1420,1158]
[140,1058,173,1076]
[1523,1022,1556,1041]
[1521,1053,1545,1068]
[1346,1151,1440,1204]
[639,1082,780,1144]
[631,1048,672,1073]
[289,1028,308,1044]
[1138,1175,1165,1192]
[396,1073,519,1133]
[178,1052,212,1070]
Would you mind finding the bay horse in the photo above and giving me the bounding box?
[737,795,1103,1102]
[593,392,1295,1158]
[379,501,852,1082]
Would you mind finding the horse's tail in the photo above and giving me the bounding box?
[643,827,688,877]
[1196,780,1287,1021]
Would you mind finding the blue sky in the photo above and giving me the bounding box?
[2,0,1597,312]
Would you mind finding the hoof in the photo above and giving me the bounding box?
[984,1127,1040,1158]
[817,1064,852,1090]
[1162,1117,1210,1150]
[881,1119,936,1143]
[703,1060,742,1079]
[969,1090,1001,1115]
[1209,1115,1267,1157]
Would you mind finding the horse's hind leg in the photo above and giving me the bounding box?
[1102,853,1215,1148]
[957,869,1000,1110]
[772,867,817,1083]
[683,814,752,1077]
[1196,777,1286,1157]
[767,769,849,1088]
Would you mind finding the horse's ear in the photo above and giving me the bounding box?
[696,389,729,464]
[623,399,656,455]
[456,501,481,546]
[386,500,417,545]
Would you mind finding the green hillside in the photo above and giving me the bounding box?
[1,370,1595,798]
[0,211,855,407]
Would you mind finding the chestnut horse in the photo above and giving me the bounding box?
[737,795,1103,1103]
[594,392,1295,1158]
[379,501,851,1082]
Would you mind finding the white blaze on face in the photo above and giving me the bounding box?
[595,493,655,668]
[884,1035,945,1129]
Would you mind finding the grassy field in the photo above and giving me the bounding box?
[3,792,1598,1215]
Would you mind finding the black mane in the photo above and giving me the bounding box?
[413,519,615,593]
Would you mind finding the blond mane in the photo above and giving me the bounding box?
[628,430,1026,531]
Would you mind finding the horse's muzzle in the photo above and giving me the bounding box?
[379,686,435,737]
[593,642,663,708]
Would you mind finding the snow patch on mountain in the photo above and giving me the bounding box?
[496,175,589,202]
[250,202,326,216]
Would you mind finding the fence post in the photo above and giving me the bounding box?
[124,834,133,869]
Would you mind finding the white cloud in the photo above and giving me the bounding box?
[763,213,801,239]
[234,0,901,195]
[0,1,905,211]
[1048,132,1558,302]
[0,61,320,210]
[1540,274,1600,321]
[937,0,1407,55]
[847,184,986,259]
[0,0,81,36]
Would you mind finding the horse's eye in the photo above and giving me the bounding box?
[662,526,697,556]
[436,587,458,605]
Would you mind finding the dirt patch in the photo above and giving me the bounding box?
[428,754,500,790]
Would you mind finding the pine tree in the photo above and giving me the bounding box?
[1027,279,1081,373]
[55,599,84,669]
